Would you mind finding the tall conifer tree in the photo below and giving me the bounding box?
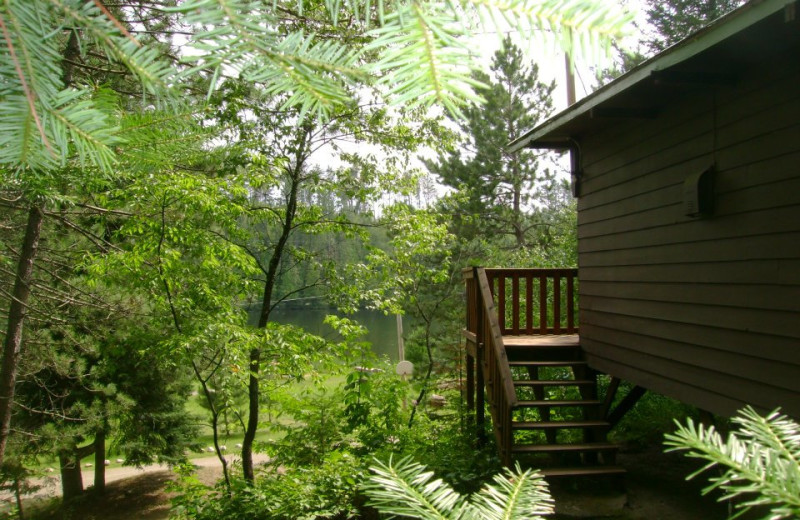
[427,39,556,250]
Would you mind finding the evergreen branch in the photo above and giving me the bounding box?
[363,457,467,519]
[53,0,175,95]
[0,4,54,161]
[470,463,554,520]
[665,407,800,520]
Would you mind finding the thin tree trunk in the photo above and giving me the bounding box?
[94,428,106,494]
[13,476,24,520]
[242,141,306,482]
[0,206,44,468]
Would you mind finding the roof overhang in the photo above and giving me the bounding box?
[508,0,800,153]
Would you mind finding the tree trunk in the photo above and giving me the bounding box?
[13,477,24,520]
[93,428,105,494]
[59,449,84,502]
[242,144,306,482]
[242,347,260,482]
[0,206,44,468]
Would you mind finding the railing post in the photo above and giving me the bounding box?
[473,267,486,444]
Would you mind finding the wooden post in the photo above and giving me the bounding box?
[476,346,486,445]
[396,314,404,361]
[466,354,474,411]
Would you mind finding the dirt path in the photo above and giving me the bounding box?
[16,453,272,501]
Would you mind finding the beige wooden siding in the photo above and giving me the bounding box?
[576,55,800,417]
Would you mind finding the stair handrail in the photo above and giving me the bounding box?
[475,267,518,409]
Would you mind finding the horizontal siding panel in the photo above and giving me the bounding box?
[579,205,800,254]
[579,309,799,363]
[577,156,707,214]
[581,53,800,174]
[578,202,684,240]
[580,295,799,338]
[582,93,714,172]
[583,347,800,417]
[579,231,800,267]
[717,120,800,171]
[716,93,800,151]
[581,280,800,313]
[579,176,800,238]
[715,61,800,127]
[582,124,714,195]
[721,150,800,195]
[580,323,800,390]
[579,146,800,217]
[578,260,800,285]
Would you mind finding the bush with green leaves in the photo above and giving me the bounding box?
[665,406,800,520]
[362,456,554,520]
[170,452,366,520]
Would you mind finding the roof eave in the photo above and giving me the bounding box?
[507,0,791,153]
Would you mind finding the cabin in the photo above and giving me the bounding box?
[464,0,800,474]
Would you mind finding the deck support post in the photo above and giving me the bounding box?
[466,353,475,411]
[476,345,486,445]
[607,385,646,427]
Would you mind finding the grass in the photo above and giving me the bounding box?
[28,373,350,475]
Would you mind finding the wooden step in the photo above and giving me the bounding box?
[512,420,610,430]
[509,360,587,367]
[503,334,580,348]
[514,379,594,387]
[512,442,618,454]
[515,399,602,407]
[540,466,626,478]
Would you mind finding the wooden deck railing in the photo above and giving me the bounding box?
[463,267,579,465]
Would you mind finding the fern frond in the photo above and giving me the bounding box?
[665,407,800,520]
[362,457,469,519]
[469,463,554,520]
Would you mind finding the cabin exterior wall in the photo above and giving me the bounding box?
[576,52,800,417]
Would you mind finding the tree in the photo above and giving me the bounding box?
[0,0,632,471]
[0,1,179,470]
[426,38,558,251]
[643,0,745,54]
[596,0,744,86]
[204,82,443,481]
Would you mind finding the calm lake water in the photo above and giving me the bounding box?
[249,304,402,361]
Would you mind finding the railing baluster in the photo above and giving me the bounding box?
[553,274,561,334]
[525,274,533,334]
[539,275,547,334]
[567,272,575,333]
[511,273,520,334]
[498,274,506,333]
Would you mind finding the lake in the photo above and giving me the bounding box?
[249,304,403,361]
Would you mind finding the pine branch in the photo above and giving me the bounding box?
[665,407,800,520]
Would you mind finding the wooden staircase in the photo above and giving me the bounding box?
[463,268,625,479]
